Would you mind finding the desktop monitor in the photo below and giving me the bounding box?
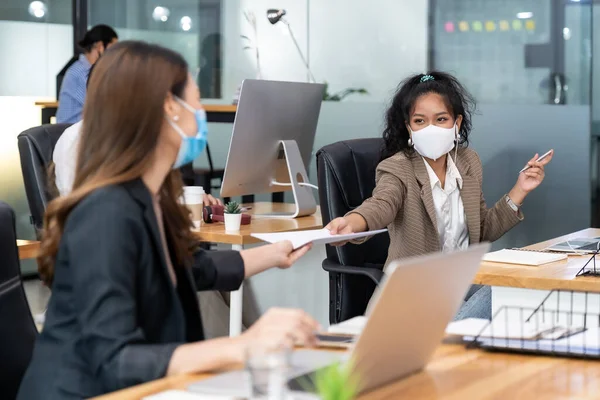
[220,79,325,218]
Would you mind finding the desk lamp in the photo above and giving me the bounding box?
[266,9,316,83]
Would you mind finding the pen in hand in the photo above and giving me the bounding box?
[519,150,553,173]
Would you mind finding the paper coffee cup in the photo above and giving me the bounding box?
[183,186,204,226]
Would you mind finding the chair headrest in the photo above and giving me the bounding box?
[317,138,383,213]
[316,138,390,267]
[17,123,71,169]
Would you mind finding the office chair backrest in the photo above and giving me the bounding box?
[0,201,38,399]
[17,123,71,239]
[316,139,390,321]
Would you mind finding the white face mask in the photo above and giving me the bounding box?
[410,123,457,161]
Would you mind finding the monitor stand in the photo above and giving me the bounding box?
[260,140,317,218]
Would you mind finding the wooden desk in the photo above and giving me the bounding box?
[474,228,600,292]
[194,202,322,246]
[92,343,600,399]
[17,240,40,260]
[34,101,237,124]
[195,202,323,336]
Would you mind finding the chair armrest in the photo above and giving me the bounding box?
[322,259,384,285]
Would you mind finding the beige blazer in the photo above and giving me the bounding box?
[350,148,523,268]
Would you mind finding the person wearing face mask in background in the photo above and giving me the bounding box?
[56,25,118,124]
[18,41,319,399]
[326,72,553,320]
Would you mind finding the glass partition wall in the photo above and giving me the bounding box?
[431,0,594,248]
[2,0,597,278]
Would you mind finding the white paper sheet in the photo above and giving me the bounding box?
[143,390,238,399]
[251,228,387,249]
[446,317,587,341]
[482,249,567,266]
[328,316,367,335]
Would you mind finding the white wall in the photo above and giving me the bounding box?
[0,21,71,97]
[0,2,430,101]
[220,0,429,102]
[309,0,429,101]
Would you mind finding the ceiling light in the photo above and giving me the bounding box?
[28,1,47,19]
[516,12,533,19]
[152,6,170,22]
[180,16,192,31]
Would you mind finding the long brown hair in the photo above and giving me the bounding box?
[38,41,198,285]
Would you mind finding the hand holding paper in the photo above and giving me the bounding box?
[251,228,387,250]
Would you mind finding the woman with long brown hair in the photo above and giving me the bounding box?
[18,41,318,399]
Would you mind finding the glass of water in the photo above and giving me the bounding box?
[246,344,291,399]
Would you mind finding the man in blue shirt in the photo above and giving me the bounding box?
[56,25,118,123]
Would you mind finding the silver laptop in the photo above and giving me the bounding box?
[188,243,491,396]
[546,237,600,254]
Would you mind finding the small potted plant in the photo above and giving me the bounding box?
[224,201,242,232]
[314,363,359,400]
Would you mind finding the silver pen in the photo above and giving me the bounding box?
[519,150,553,173]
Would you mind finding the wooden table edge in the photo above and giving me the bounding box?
[17,240,40,260]
[194,224,324,246]
[34,101,237,113]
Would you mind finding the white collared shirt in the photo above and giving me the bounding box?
[53,120,83,196]
[422,156,469,252]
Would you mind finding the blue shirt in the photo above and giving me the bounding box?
[56,54,91,124]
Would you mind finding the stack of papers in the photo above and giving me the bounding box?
[482,249,567,266]
[251,228,387,250]
[327,316,367,336]
[446,318,586,341]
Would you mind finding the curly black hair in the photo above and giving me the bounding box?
[381,71,476,161]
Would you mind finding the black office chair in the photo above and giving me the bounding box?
[316,138,390,324]
[17,123,71,239]
[0,201,38,398]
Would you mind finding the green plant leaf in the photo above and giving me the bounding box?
[225,201,241,214]
[314,363,359,400]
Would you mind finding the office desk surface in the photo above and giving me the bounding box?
[17,239,40,260]
[194,202,323,245]
[92,343,600,400]
[474,228,600,292]
[34,101,237,113]
[14,203,320,258]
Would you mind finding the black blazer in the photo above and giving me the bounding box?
[17,179,245,400]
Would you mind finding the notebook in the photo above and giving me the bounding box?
[251,228,387,250]
[483,249,567,266]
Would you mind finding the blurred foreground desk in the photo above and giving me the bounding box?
[475,228,600,292]
[195,202,322,336]
[17,240,39,260]
[92,343,600,399]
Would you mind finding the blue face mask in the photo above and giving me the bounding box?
[168,97,208,169]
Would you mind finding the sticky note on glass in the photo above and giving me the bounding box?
[485,21,496,32]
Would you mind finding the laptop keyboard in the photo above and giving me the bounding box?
[287,367,327,393]
[578,243,600,251]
